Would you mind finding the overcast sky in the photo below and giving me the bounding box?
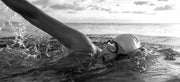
[2,0,180,23]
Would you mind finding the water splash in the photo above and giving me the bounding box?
[0,1,27,48]
[0,1,38,59]
[0,1,8,31]
[0,22,5,31]
[0,1,8,17]
[9,20,27,49]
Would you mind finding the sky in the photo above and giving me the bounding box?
[1,0,180,23]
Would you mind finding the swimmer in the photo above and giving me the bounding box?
[1,0,141,68]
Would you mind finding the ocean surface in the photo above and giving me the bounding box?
[1,23,180,38]
[1,23,180,82]
[67,23,180,37]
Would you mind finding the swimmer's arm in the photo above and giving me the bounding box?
[1,0,101,53]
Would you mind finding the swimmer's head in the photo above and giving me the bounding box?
[101,34,141,56]
[96,34,141,63]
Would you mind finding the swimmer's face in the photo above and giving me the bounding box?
[106,40,117,53]
[97,39,135,62]
[97,40,118,62]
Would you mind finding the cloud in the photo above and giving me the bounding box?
[121,11,131,13]
[87,5,113,13]
[31,0,50,7]
[157,0,168,1]
[94,0,105,3]
[31,0,104,11]
[87,5,101,10]
[154,5,174,11]
[31,0,42,5]
[121,11,156,15]
[98,8,111,12]
[122,11,146,14]
[50,4,85,11]
[67,10,77,14]
[132,11,146,14]
[134,1,149,5]
[149,3,156,6]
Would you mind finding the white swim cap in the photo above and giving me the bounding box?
[114,34,141,54]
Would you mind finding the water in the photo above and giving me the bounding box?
[1,23,180,38]
[67,23,180,37]
[2,22,180,52]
